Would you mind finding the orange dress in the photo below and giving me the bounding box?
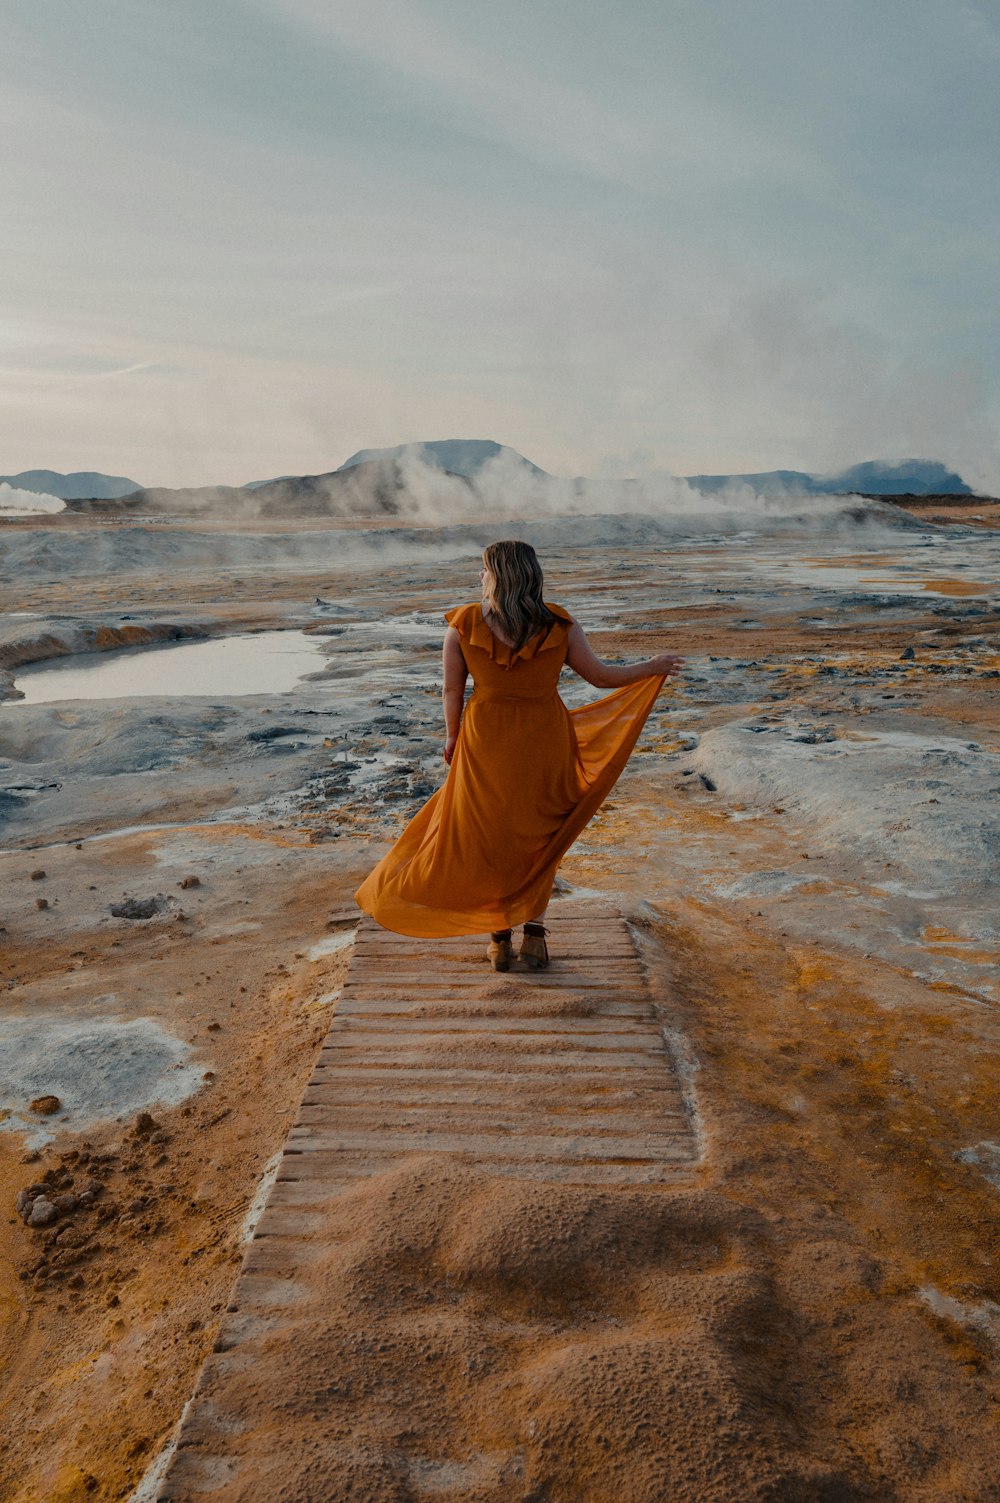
[354,603,665,937]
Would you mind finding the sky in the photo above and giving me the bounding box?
[2,0,999,490]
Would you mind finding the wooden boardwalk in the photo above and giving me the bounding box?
[155,897,699,1500]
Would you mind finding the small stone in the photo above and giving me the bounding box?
[15,1189,31,1213]
[26,1182,48,1197]
[178,875,201,888]
[133,1112,157,1137]
[28,1198,58,1227]
[35,897,49,910]
[68,1273,85,1290]
[899,645,916,660]
[30,869,46,881]
[78,1190,95,1206]
[206,1021,221,1032]
[52,1193,78,1215]
[29,1095,61,1115]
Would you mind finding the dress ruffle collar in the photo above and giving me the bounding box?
[444,601,572,669]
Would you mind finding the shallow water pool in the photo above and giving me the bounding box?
[8,630,326,704]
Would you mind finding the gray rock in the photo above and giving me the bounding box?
[28,1198,57,1227]
[110,895,162,919]
[52,1193,78,1215]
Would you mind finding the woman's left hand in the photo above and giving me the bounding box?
[443,735,459,765]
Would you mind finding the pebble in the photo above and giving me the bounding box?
[28,1199,57,1227]
[52,1193,78,1215]
[133,1111,158,1136]
[29,1095,61,1115]
[35,897,49,910]
[179,874,201,888]
[30,869,47,880]
[899,645,916,660]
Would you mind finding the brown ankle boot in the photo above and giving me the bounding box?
[487,929,512,971]
[519,922,549,970]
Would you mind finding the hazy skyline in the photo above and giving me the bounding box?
[3,1,999,490]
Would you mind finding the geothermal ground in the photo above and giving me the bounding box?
[1,500,999,1501]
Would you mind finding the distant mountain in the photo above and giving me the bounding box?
[66,457,475,519]
[336,439,549,481]
[684,459,972,497]
[57,447,975,520]
[0,468,141,499]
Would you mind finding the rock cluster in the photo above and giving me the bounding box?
[16,1162,102,1230]
[14,1113,173,1295]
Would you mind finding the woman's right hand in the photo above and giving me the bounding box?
[649,653,683,677]
[443,734,459,765]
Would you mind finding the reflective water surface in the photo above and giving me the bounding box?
[9,630,325,704]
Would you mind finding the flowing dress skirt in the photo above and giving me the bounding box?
[355,672,664,938]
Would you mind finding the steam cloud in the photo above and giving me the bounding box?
[0,484,66,516]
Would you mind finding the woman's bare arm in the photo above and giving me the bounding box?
[565,619,682,688]
[442,627,469,763]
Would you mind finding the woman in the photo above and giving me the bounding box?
[355,540,681,969]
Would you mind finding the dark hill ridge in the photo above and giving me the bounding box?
[335,439,548,480]
[64,458,475,519]
[686,459,972,497]
[1,468,140,499]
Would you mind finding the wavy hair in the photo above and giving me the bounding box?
[481,540,558,651]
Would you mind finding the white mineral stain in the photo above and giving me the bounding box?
[0,1014,204,1144]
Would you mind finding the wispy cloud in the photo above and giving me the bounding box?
[266,0,653,184]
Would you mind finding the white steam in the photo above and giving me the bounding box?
[379,446,919,532]
[0,484,66,516]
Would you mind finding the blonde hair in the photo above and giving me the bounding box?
[481,540,558,651]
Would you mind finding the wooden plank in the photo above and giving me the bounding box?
[314,1046,668,1069]
[328,1014,666,1038]
[284,1128,695,1160]
[332,995,651,1018]
[299,1084,686,1111]
[294,1105,688,1133]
